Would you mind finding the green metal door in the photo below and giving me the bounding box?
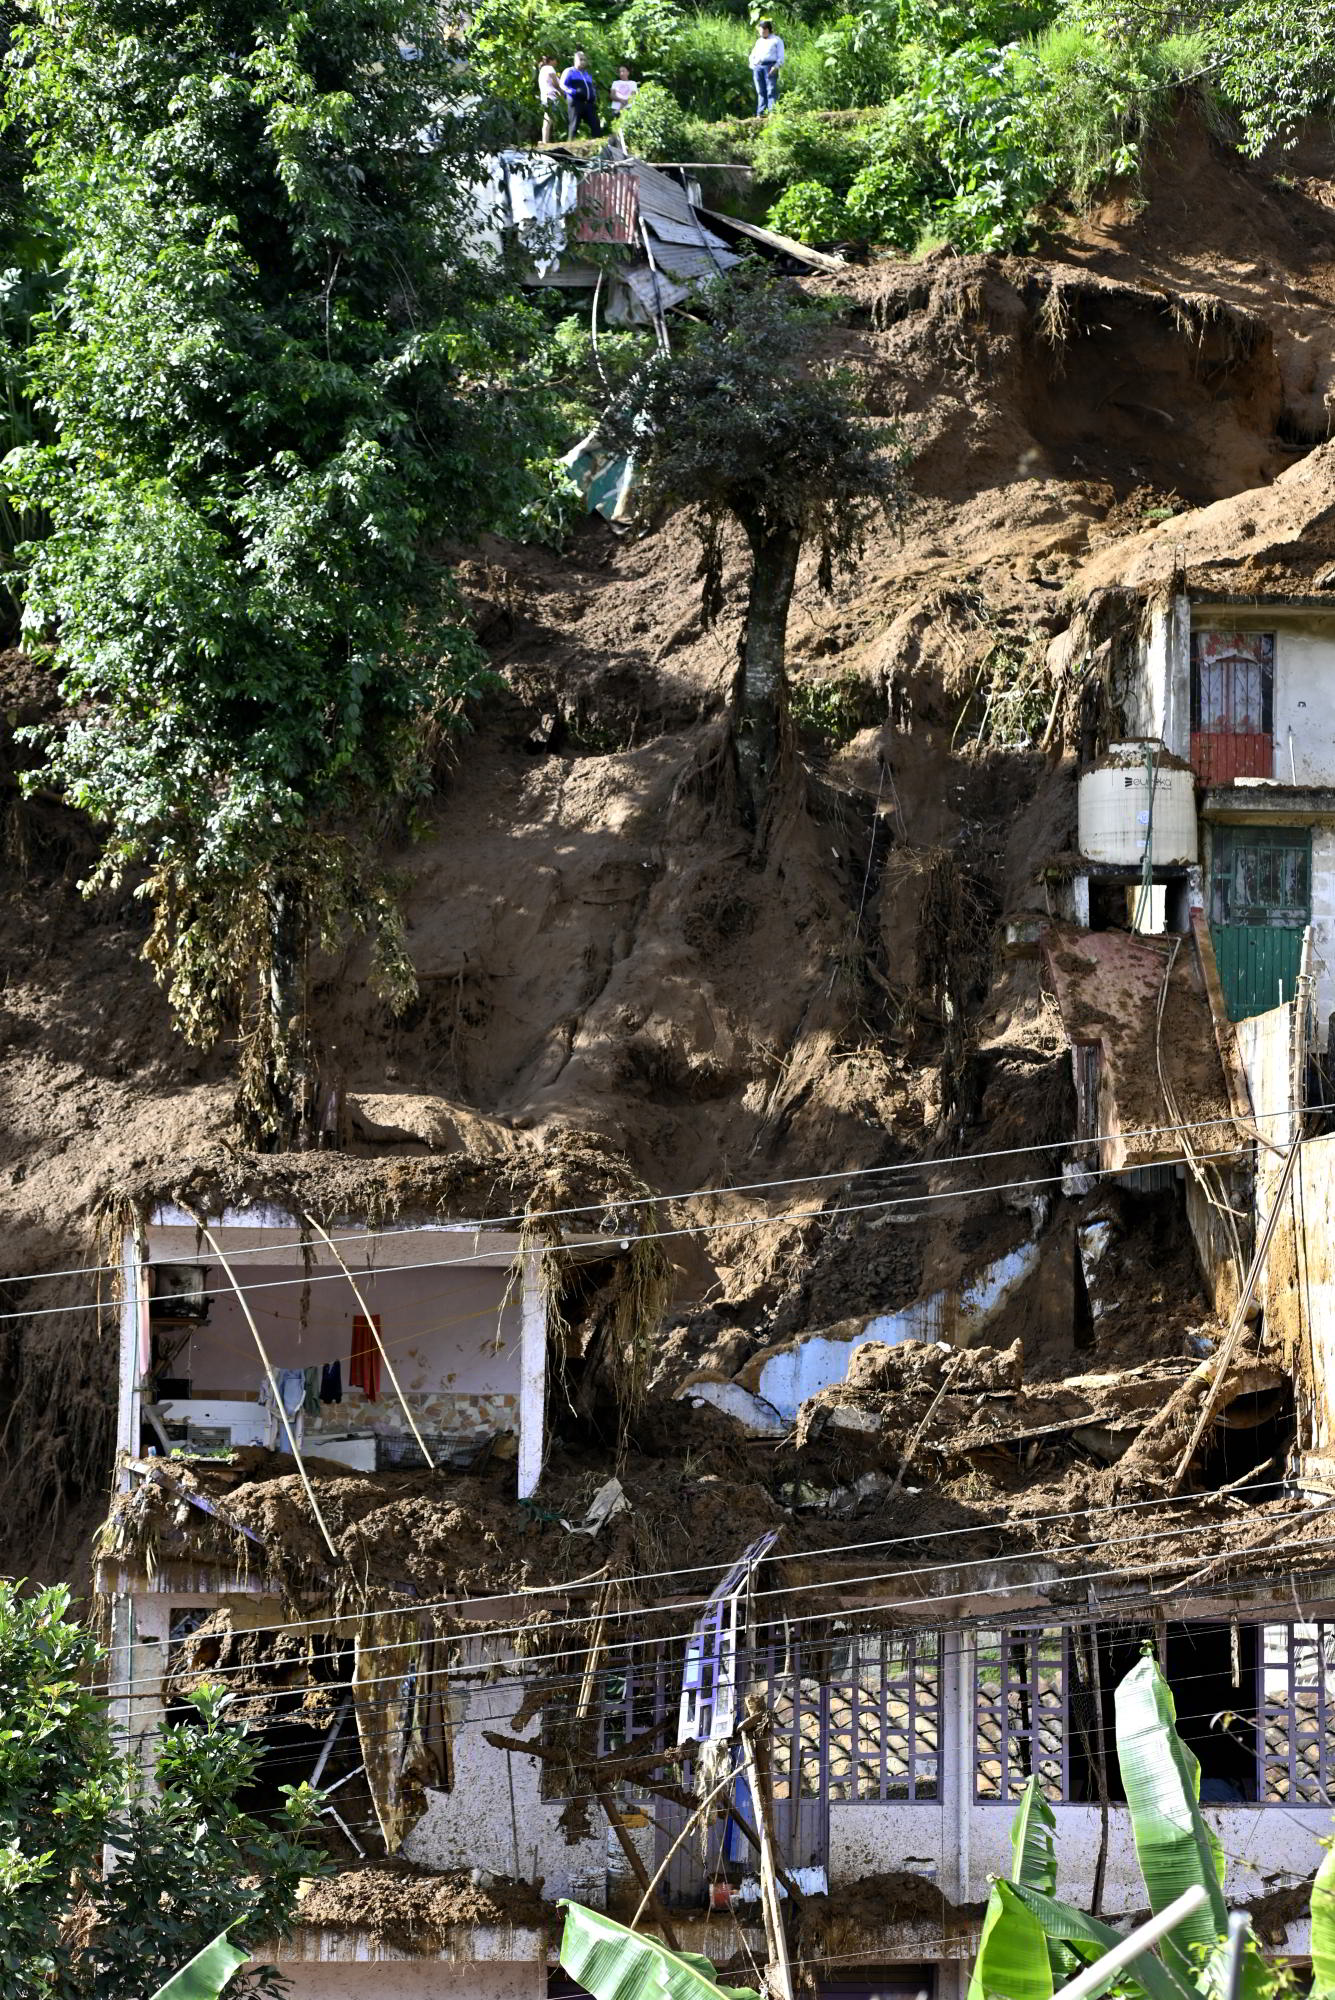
[1209,824,1310,1020]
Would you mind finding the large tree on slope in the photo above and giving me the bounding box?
[1,0,546,1140]
[615,268,909,815]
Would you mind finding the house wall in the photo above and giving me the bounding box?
[400,1665,607,1900]
[1167,603,1335,781]
[1236,1000,1296,1148]
[1131,595,1191,756]
[1311,827,1335,1031]
[167,1262,523,1439]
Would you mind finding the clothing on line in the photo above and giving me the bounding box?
[349,1313,382,1403]
[276,1367,306,1418]
[321,1359,343,1405]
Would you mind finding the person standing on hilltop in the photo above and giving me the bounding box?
[609,65,639,119]
[749,17,784,115]
[562,51,602,139]
[538,54,564,142]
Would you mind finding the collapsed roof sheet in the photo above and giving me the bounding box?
[647,237,741,283]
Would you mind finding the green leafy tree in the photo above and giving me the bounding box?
[611,267,908,814]
[0,1582,323,1999]
[1,0,548,1140]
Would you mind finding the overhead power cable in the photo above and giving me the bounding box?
[0,1098,1320,1304]
[93,1489,1319,1704]
[85,1482,1285,1693]
[107,1548,1335,1762]
[147,1633,1321,1823]
[0,1127,1287,1326]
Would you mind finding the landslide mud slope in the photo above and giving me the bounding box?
[4,115,1335,1567]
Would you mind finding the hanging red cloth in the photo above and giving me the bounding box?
[349,1313,382,1402]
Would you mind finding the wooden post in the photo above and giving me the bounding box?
[739,1720,795,2000]
[595,1786,682,1951]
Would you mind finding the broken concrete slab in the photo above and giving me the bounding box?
[676,1241,1043,1429]
[1042,921,1238,1172]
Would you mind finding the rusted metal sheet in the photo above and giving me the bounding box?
[573,167,638,245]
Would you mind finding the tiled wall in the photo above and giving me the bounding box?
[307,1390,520,1438]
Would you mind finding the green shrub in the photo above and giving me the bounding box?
[668,11,754,118]
[618,78,692,155]
[845,152,930,244]
[766,178,850,243]
[797,14,901,108]
[1031,23,1210,203]
[751,105,877,194]
[843,42,1053,250]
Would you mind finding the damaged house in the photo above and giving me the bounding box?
[92,1131,1335,1997]
[86,454,1335,2000]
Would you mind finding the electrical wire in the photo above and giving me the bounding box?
[0,1129,1282,1326]
[86,1481,1293,1698]
[96,1498,1335,1718]
[0,1098,1320,1305]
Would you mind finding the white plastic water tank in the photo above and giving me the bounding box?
[1077,739,1197,866]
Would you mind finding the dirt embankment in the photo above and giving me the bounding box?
[6,110,1335,1574]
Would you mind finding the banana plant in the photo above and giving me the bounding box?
[147,1930,248,2000]
[558,1898,762,2000]
[970,1655,1332,2000]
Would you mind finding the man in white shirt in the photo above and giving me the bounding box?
[748,18,784,116]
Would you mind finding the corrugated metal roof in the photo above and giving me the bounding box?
[573,167,639,245]
[622,262,691,317]
[646,238,740,282]
[642,213,731,250]
[627,159,699,228]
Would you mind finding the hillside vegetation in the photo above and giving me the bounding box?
[474,0,1335,251]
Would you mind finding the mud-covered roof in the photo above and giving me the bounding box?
[109,1135,654,1238]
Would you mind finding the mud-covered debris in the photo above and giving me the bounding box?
[294,1863,546,1951]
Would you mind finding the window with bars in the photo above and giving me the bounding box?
[826,1631,941,1802]
[591,1628,942,1805]
[1260,1624,1335,1803]
[977,1622,1335,1806]
[1189,630,1275,785]
[975,1628,1069,1802]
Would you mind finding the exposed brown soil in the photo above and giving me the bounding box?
[5,108,1335,1588]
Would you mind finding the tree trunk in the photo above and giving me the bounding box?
[255,871,310,1151]
[733,516,801,813]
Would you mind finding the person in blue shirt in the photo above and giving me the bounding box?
[562,52,602,138]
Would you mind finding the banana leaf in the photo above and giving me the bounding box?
[1008,1881,1197,2000]
[1311,1844,1335,1998]
[558,1900,762,2000]
[1009,1776,1058,1896]
[967,1879,1054,2000]
[1114,1656,1228,1982]
[148,1931,248,2000]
